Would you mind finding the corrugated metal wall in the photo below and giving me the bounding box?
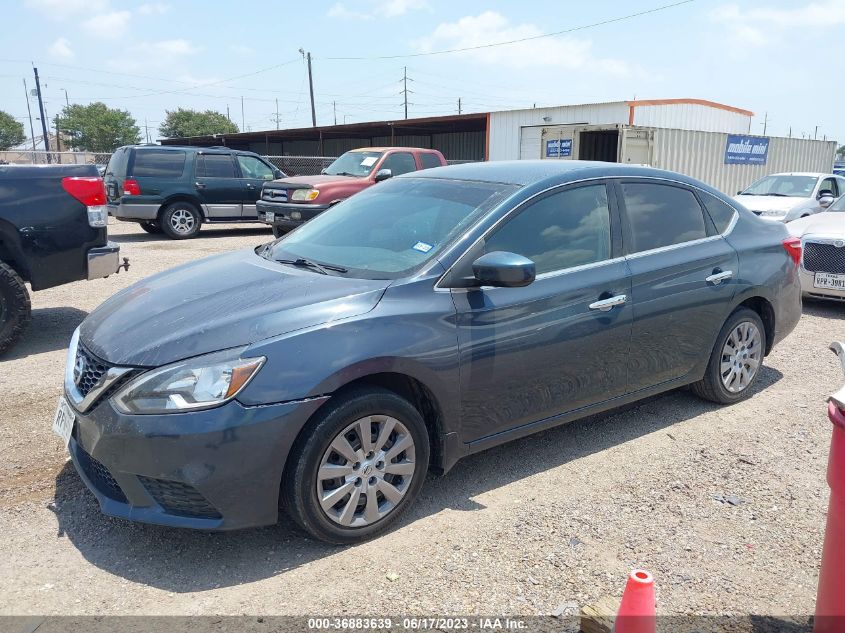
[632,103,751,134]
[489,102,630,160]
[648,127,837,194]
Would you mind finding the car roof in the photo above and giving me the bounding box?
[766,172,832,178]
[348,147,439,153]
[125,145,259,156]
[404,159,720,188]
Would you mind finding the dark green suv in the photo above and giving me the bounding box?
[104,145,284,239]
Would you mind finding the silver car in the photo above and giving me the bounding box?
[735,172,845,222]
[787,195,845,300]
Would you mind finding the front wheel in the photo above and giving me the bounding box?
[282,388,430,544]
[160,202,202,239]
[690,307,766,404]
[0,262,32,355]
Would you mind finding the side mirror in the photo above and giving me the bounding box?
[273,169,284,179]
[471,251,536,288]
[320,168,327,175]
[736,190,743,195]
[820,195,835,208]
[374,168,393,182]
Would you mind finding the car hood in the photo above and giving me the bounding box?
[733,195,805,212]
[786,212,845,237]
[80,249,390,367]
[268,174,364,188]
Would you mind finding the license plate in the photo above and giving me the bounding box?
[52,396,75,446]
[265,211,275,223]
[814,272,845,290]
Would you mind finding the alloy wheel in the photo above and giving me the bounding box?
[720,321,762,393]
[169,208,196,235]
[316,415,416,528]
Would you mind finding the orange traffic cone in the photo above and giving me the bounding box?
[616,569,656,633]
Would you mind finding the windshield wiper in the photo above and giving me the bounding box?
[764,193,789,197]
[330,171,358,177]
[275,257,348,275]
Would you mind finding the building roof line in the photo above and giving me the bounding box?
[627,98,754,117]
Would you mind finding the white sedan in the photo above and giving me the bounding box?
[735,172,845,222]
[787,196,845,301]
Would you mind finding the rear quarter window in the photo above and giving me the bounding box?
[699,191,738,233]
[419,153,443,169]
[131,150,187,178]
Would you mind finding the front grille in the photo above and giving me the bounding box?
[803,241,845,273]
[74,345,110,398]
[138,476,222,519]
[76,446,128,503]
[262,188,288,202]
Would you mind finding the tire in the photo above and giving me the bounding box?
[690,307,767,404]
[282,387,430,544]
[272,225,287,239]
[160,202,202,239]
[0,262,32,356]
[139,221,162,234]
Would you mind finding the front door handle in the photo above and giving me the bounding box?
[589,294,627,312]
[706,270,733,285]
[195,182,206,189]
[246,183,256,190]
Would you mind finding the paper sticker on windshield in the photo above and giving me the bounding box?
[412,241,433,253]
[361,157,377,167]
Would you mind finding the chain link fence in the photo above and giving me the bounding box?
[1,151,477,175]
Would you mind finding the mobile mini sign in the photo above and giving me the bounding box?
[545,138,572,158]
[724,135,770,165]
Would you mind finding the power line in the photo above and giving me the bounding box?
[322,0,695,60]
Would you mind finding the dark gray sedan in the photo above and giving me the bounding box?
[54,161,802,543]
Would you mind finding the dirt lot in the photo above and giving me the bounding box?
[0,220,843,619]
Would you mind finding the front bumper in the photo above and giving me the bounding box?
[256,200,330,230]
[800,268,845,301]
[87,242,123,280]
[67,395,328,530]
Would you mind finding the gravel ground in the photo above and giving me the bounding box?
[0,220,843,621]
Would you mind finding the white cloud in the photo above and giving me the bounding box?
[380,0,428,17]
[230,44,256,56]
[138,2,171,14]
[82,10,132,38]
[176,74,221,86]
[328,3,372,19]
[25,0,109,18]
[413,11,630,72]
[328,0,428,19]
[144,39,200,56]
[48,37,74,59]
[711,1,845,46]
[109,39,200,71]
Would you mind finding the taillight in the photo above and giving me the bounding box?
[782,237,802,266]
[123,178,141,196]
[61,177,108,228]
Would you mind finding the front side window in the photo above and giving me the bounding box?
[380,152,417,176]
[237,155,275,180]
[740,175,818,198]
[197,154,236,178]
[132,150,186,178]
[622,183,707,253]
[819,178,838,197]
[483,184,612,274]
[264,177,518,279]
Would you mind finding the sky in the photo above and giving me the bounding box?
[1,0,843,146]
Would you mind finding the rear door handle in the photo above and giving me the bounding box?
[706,270,733,285]
[589,294,627,311]
[195,182,206,189]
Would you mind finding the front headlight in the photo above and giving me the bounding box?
[112,348,265,415]
[291,188,319,202]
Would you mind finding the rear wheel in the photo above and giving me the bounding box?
[691,308,766,404]
[0,262,31,355]
[139,221,162,234]
[282,387,430,544]
[160,202,202,239]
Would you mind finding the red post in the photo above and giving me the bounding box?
[616,569,656,633]
[814,401,845,633]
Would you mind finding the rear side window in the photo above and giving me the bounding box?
[197,154,236,178]
[420,153,442,169]
[699,191,738,233]
[132,150,186,178]
[381,152,417,176]
[484,184,612,274]
[622,183,707,253]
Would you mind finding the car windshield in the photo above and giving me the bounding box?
[741,175,818,197]
[262,177,518,279]
[323,151,384,177]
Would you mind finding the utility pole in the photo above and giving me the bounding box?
[33,67,51,161]
[240,96,245,131]
[300,49,316,127]
[22,79,36,152]
[144,118,150,143]
[333,101,337,126]
[458,97,462,115]
[761,112,768,136]
[275,98,280,129]
[401,66,413,119]
[226,104,231,121]
[814,125,819,140]
[61,89,69,106]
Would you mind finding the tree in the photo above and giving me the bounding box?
[838,145,845,159]
[58,102,140,152]
[0,110,25,150]
[158,108,239,138]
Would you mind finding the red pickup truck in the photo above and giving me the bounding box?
[257,147,447,237]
